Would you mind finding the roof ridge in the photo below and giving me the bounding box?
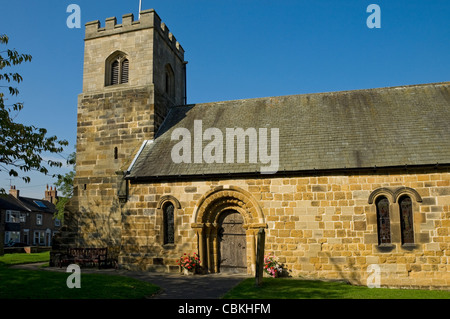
[175,81,450,108]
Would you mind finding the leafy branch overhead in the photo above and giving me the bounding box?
[0,34,68,192]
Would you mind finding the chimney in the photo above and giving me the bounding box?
[44,185,58,204]
[9,185,20,199]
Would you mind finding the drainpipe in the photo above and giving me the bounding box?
[183,61,188,105]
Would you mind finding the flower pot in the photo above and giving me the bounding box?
[183,268,194,275]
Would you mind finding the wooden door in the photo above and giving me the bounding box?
[218,211,246,273]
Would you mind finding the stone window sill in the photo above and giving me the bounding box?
[401,243,417,250]
[376,244,395,252]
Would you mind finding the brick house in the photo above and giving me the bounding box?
[52,9,450,289]
[0,186,61,248]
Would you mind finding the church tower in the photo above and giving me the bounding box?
[57,10,186,254]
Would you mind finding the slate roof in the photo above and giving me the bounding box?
[18,196,56,214]
[0,194,55,214]
[0,195,26,212]
[127,82,450,181]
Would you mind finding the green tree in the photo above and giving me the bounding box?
[54,151,75,222]
[0,34,68,193]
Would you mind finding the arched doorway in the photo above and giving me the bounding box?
[218,210,246,273]
[191,186,267,275]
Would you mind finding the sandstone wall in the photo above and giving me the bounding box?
[120,167,450,289]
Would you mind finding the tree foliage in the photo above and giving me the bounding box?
[0,34,68,193]
[54,151,75,222]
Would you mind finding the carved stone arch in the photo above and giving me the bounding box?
[393,187,422,203]
[368,187,395,204]
[106,50,128,61]
[157,195,181,209]
[191,185,266,275]
[191,185,266,228]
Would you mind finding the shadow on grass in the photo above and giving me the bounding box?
[223,278,348,299]
[222,278,450,299]
[0,262,160,299]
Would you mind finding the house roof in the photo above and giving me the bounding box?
[18,197,56,214]
[0,195,26,212]
[127,81,450,181]
[0,194,55,214]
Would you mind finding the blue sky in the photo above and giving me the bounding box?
[1,0,449,198]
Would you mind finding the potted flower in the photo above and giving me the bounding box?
[177,252,201,275]
[263,254,283,278]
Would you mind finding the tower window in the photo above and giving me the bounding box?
[106,52,129,86]
[111,60,120,85]
[164,64,174,97]
[121,59,129,84]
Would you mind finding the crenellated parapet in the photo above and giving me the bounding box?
[85,9,184,59]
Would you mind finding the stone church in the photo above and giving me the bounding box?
[53,9,450,289]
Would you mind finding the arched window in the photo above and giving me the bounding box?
[164,64,174,97]
[376,196,391,245]
[106,52,129,86]
[399,195,414,244]
[111,60,119,85]
[120,59,129,84]
[163,202,175,245]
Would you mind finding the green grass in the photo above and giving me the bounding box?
[0,252,160,299]
[2,253,449,299]
[222,277,450,299]
[0,251,51,265]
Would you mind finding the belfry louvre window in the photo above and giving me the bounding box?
[120,59,129,84]
[111,60,119,85]
[106,53,129,86]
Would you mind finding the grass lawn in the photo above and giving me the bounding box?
[222,277,450,299]
[2,252,449,299]
[0,251,52,265]
[0,252,160,299]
